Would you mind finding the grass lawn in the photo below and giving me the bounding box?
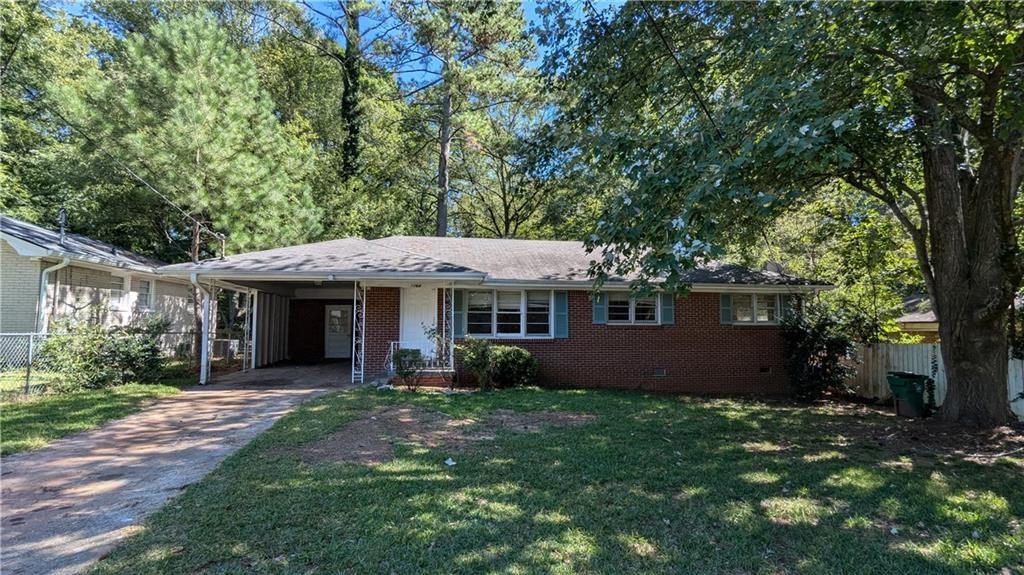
[1,381,188,456]
[91,388,1023,575]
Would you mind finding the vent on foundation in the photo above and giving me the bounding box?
[653,367,667,377]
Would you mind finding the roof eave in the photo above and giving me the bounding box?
[157,269,488,281]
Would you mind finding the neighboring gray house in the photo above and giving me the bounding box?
[0,215,194,336]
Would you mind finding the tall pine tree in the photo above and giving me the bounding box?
[67,13,320,256]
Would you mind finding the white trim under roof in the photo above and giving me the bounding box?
[2,231,159,274]
[157,270,827,293]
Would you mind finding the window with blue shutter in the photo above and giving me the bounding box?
[553,291,569,338]
[453,289,466,338]
[592,293,607,324]
[720,294,733,324]
[659,293,675,325]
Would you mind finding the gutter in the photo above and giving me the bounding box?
[35,258,70,333]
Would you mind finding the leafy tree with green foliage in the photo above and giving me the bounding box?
[545,1,1022,427]
[452,99,553,238]
[731,185,923,343]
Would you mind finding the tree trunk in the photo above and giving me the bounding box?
[923,134,1018,427]
[436,86,452,236]
[340,1,361,180]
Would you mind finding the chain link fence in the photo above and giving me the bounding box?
[0,331,244,401]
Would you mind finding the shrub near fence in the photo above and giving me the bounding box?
[849,343,1024,418]
[0,326,244,399]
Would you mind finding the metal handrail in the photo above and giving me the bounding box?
[386,341,453,372]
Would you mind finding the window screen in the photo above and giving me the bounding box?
[634,296,657,323]
[607,292,631,322]
[732,293,753,322]
[526,291,551,335]
[495,291,522,334]
[757,294,778,322]
[467,290,493,335]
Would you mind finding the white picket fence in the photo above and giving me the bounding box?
[849,343,1024,418]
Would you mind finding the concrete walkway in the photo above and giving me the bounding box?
[1,363,350,575]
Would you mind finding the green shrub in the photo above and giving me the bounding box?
[38,319,113,392]
[490,345,538,388]
[780,305,857,401]
[456,337,494,390]
[38,315,170,393]
[109,315,169,385]
[455,338,538,390]
[393,348,424,390]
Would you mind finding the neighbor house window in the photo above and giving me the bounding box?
[730,293,779,324]
[109,276,126,308]
[135,279,153,310]
[607,293,659,324]
[464,290,553,337]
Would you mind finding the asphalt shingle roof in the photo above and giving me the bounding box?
[160,234,825,286]
[1,215,164,271]
[159,237,481,277]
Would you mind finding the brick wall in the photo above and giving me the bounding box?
[0,240,43,332]
[364,286,400,377]
[450,290,789,395]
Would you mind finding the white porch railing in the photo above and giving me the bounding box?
[385,341,454,373]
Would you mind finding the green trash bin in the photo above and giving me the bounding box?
[886,371,932,418]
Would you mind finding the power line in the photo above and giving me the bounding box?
[639,2,726,143]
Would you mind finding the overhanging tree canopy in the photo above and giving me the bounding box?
[547,1,1022,426]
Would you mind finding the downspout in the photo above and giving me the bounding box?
[35,258,70,334]
[190,273,212,385]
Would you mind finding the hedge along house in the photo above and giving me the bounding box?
[158,236,829,391]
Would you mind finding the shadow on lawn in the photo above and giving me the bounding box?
[91,389,1024,575]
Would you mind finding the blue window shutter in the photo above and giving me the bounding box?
[592,293,607,324]
[720,294,732,324]
[659,293,675,325]
[554,291,569,338]
[453,289,466,338]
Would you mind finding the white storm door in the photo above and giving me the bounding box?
[400,286,437,358]
[324,304,352,359]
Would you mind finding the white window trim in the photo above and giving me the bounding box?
[108,272,131,311]
[465,289,554,339]
[731,293,780,325]
[135,278,155,310]
[607,293,661,325]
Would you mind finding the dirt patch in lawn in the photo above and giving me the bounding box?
[275,406,595,466]
[809,402,1024,465]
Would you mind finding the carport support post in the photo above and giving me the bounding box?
[199,288,211,385]
[191,273,212,385]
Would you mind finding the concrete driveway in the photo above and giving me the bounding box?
[1,363,349,575]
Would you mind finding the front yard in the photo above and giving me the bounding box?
[0,382,186,455]
[91,388,1022,574]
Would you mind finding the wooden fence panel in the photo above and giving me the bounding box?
[851,343,1023,418]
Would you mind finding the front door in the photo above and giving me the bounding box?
[400,285,437,358]
[324,304,352,359]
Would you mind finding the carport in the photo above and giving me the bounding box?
[157,238,486,385]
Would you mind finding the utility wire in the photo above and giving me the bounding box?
[639,2,726,143]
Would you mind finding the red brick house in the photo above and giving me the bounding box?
[159,236,827,393]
